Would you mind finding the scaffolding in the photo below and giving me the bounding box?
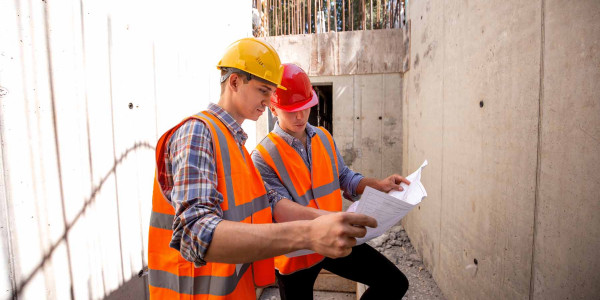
[252,0,405,37]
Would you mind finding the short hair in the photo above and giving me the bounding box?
[220,68,250,95]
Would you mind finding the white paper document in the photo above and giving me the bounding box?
[349,160,428,244]
[284,160,428,257]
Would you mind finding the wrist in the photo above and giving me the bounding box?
[295,220,314,250]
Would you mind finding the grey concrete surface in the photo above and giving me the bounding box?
[403,0,600,299]
[533,0,600,298]
[261,29,407,77]
[257,73,403,181]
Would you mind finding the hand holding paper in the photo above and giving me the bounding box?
[284,160,428,258]
[348,160,428,244]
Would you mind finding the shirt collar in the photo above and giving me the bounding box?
[272,121,316,145]
[206,103,248,145]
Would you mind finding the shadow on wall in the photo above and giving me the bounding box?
[104,273,149,300]
[10,141,154,299]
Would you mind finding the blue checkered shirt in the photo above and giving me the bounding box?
[159,103,282,267]
[251,122,364,210]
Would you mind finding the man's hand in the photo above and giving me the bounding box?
[376,174,411,193]
[307,212,377,258]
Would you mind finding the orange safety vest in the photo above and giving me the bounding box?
[148,111,275,299]
[255,127,341,275]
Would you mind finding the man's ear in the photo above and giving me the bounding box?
[228,73,240,91]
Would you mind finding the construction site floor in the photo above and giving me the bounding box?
[258,225,445,300]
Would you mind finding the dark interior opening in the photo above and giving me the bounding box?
[309,84,333,134]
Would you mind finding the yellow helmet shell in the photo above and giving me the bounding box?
[217,38,286,90]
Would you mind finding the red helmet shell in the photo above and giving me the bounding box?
[271,64,318,112]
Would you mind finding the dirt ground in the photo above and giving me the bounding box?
[259,225,446,300]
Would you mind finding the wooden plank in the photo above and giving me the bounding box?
[327,0,331,31]
[333,0,337,32]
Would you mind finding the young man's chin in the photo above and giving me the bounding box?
[249,112,263,121]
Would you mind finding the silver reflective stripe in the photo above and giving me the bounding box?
[313,128,340,193]
[260,130,341,207]
[198,113,269,221]
[260,136,312,206]
[150,211,174,230]
[311,180,339,199]
[223,194,270,221]
[199,113,236,213]
[149,263,250,296]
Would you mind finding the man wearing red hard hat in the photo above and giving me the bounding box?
[252,63,410,299]
[148,39,378,300]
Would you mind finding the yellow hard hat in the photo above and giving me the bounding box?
[217,38,286,90]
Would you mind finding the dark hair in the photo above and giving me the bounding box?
[220,68,250,95]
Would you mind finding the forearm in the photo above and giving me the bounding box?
[205,211,379,263]
[355,177,381,194]
[273,198,329,223]
[204,219,311,263]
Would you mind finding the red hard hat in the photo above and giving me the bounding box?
[271,63,318,112]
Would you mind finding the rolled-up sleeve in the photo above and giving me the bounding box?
[333,140,364,201]
[168,119,224,267]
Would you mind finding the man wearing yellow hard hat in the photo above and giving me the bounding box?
[147,38,378,299]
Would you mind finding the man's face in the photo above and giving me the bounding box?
[272,106,311,136]
[235,76,276,122]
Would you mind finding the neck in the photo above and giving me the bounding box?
[218,95,244,125]
[280,124,307,142]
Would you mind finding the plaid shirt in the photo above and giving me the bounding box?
[160,103,281,267]
[251,122,364,208]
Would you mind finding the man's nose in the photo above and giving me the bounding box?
[263,97,272,107]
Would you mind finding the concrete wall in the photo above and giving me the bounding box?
[256,73,403,179]
[0,1,251,299]
[262,29,410,76]
[403,0,600,299]
[533,0,600,298]
[257,30,407,179]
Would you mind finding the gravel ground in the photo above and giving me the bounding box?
[367,225,445,300]
[259,225,445,300]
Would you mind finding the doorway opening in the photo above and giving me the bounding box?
[310,83,333,134]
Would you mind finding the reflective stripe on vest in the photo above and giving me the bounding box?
[255,127,341,275]
[148,111,274,299]
[149,264,250,296]
[258,128,340,206]
[200,114,271,221]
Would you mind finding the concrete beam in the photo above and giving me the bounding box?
[262,29,408,76]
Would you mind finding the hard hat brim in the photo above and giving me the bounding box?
[272,89,319,112]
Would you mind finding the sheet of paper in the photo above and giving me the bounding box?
[284,160,428,257]
[350,160,428,244]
